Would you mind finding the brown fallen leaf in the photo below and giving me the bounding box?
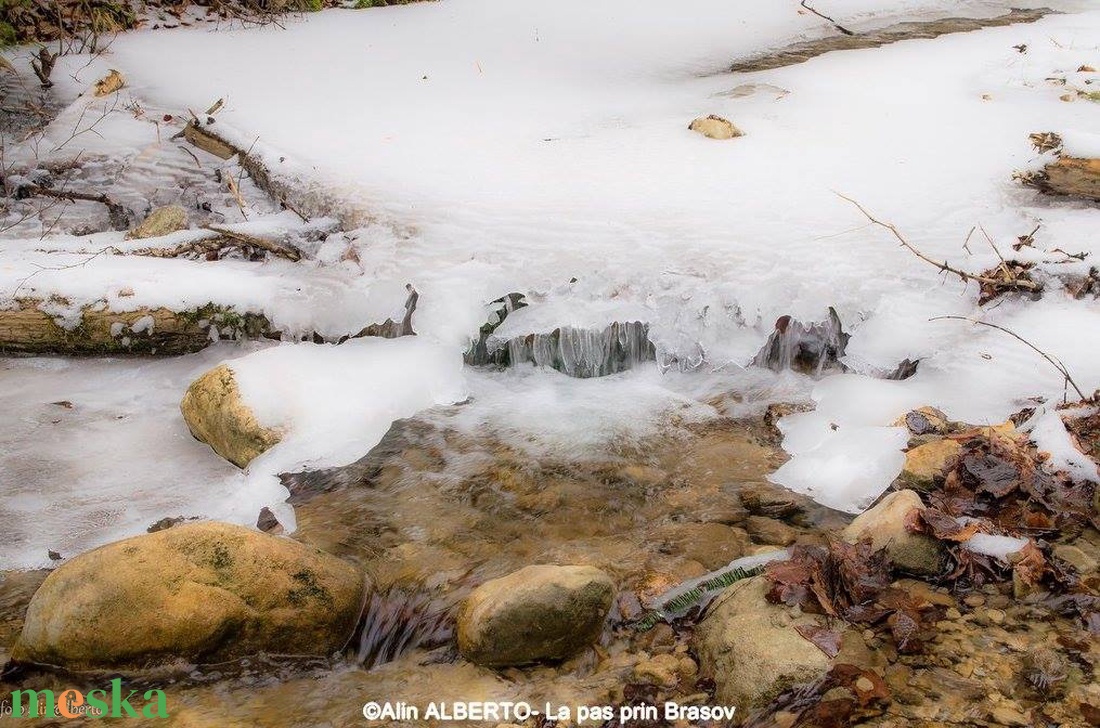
[94,69,125,96]
[794,623,843,658]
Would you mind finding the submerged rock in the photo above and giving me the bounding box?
[842,489,945,576]
[694,575,845,710]
[180,363,282,468]
[456,564,614,667]
[13,522,365,669]
[689,115,743,140]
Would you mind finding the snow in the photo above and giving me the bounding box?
[963,533,1030,559]
[1029,407,1100,484]
[1061,130,1100,159]
[230,337,467,473]
[5,0,1100,566]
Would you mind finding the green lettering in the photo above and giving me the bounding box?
[87,688,109,718]
[142,690,169,718]
[109,679,138,718]
[11,689,54,718]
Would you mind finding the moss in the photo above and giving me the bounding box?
[209,543,234,571]
[287,569,333,607]
[0,20,16,47]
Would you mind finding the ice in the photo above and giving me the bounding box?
[4,0,1100,559]
[769,424,908,513]
[0,348,254,571]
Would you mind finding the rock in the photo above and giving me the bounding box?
[892,406,951,436]
[126,205,188,240]
[899,439,961,488]
[694,575,840,710]
[256,507,283,534]
[745,516,798,546]
[456,564,614,667]
[1053,543,1098,575]
[180,364,282,468]
[688,115,743,140]
[13,522,365,668]
[655,522,750,570]
[633,653,682,687]
[739,483,804,520]
[842,490,945,576]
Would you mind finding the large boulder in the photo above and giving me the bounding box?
[181,364,282,468]
[842,489,945,576]
[694,575,846,711]
[457,565,614,667]
[13,522,365,669]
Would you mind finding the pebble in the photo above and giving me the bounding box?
[963,595,986,608]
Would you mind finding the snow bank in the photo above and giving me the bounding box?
[230,337,467,473]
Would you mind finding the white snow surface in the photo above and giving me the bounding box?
[5,0,1100,567]
[963,533,1030,559]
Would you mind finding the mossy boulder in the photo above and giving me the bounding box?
[181,364,282,468]
[12,522,365,669]
[456,565,614,667]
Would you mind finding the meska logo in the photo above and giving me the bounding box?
[7,679,168,719]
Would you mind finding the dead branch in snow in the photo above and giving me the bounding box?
[836,193,1043,301]
[128,227,301,262]
[800,0,855,36]
[930,315,1086,402]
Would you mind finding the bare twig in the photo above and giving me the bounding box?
[10,246,121,298]
[836,192,1040,292]
[931,315,1086,401]
[800,0,855,35]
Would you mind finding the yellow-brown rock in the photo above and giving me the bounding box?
[689,115,744,140]
[181,364,282,468]
[900,439,962,487]
[13,522,365,669]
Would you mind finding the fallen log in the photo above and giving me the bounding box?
[1018,132,1100,202]
[0,300,272,356]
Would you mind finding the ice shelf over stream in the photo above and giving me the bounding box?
[4,0,1100,566]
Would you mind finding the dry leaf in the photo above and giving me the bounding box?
[94,69,125,96]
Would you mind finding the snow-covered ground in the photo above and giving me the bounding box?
[3,0,1100,566]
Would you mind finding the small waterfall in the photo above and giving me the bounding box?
[352,588,457,669]
[752,308,849,376]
